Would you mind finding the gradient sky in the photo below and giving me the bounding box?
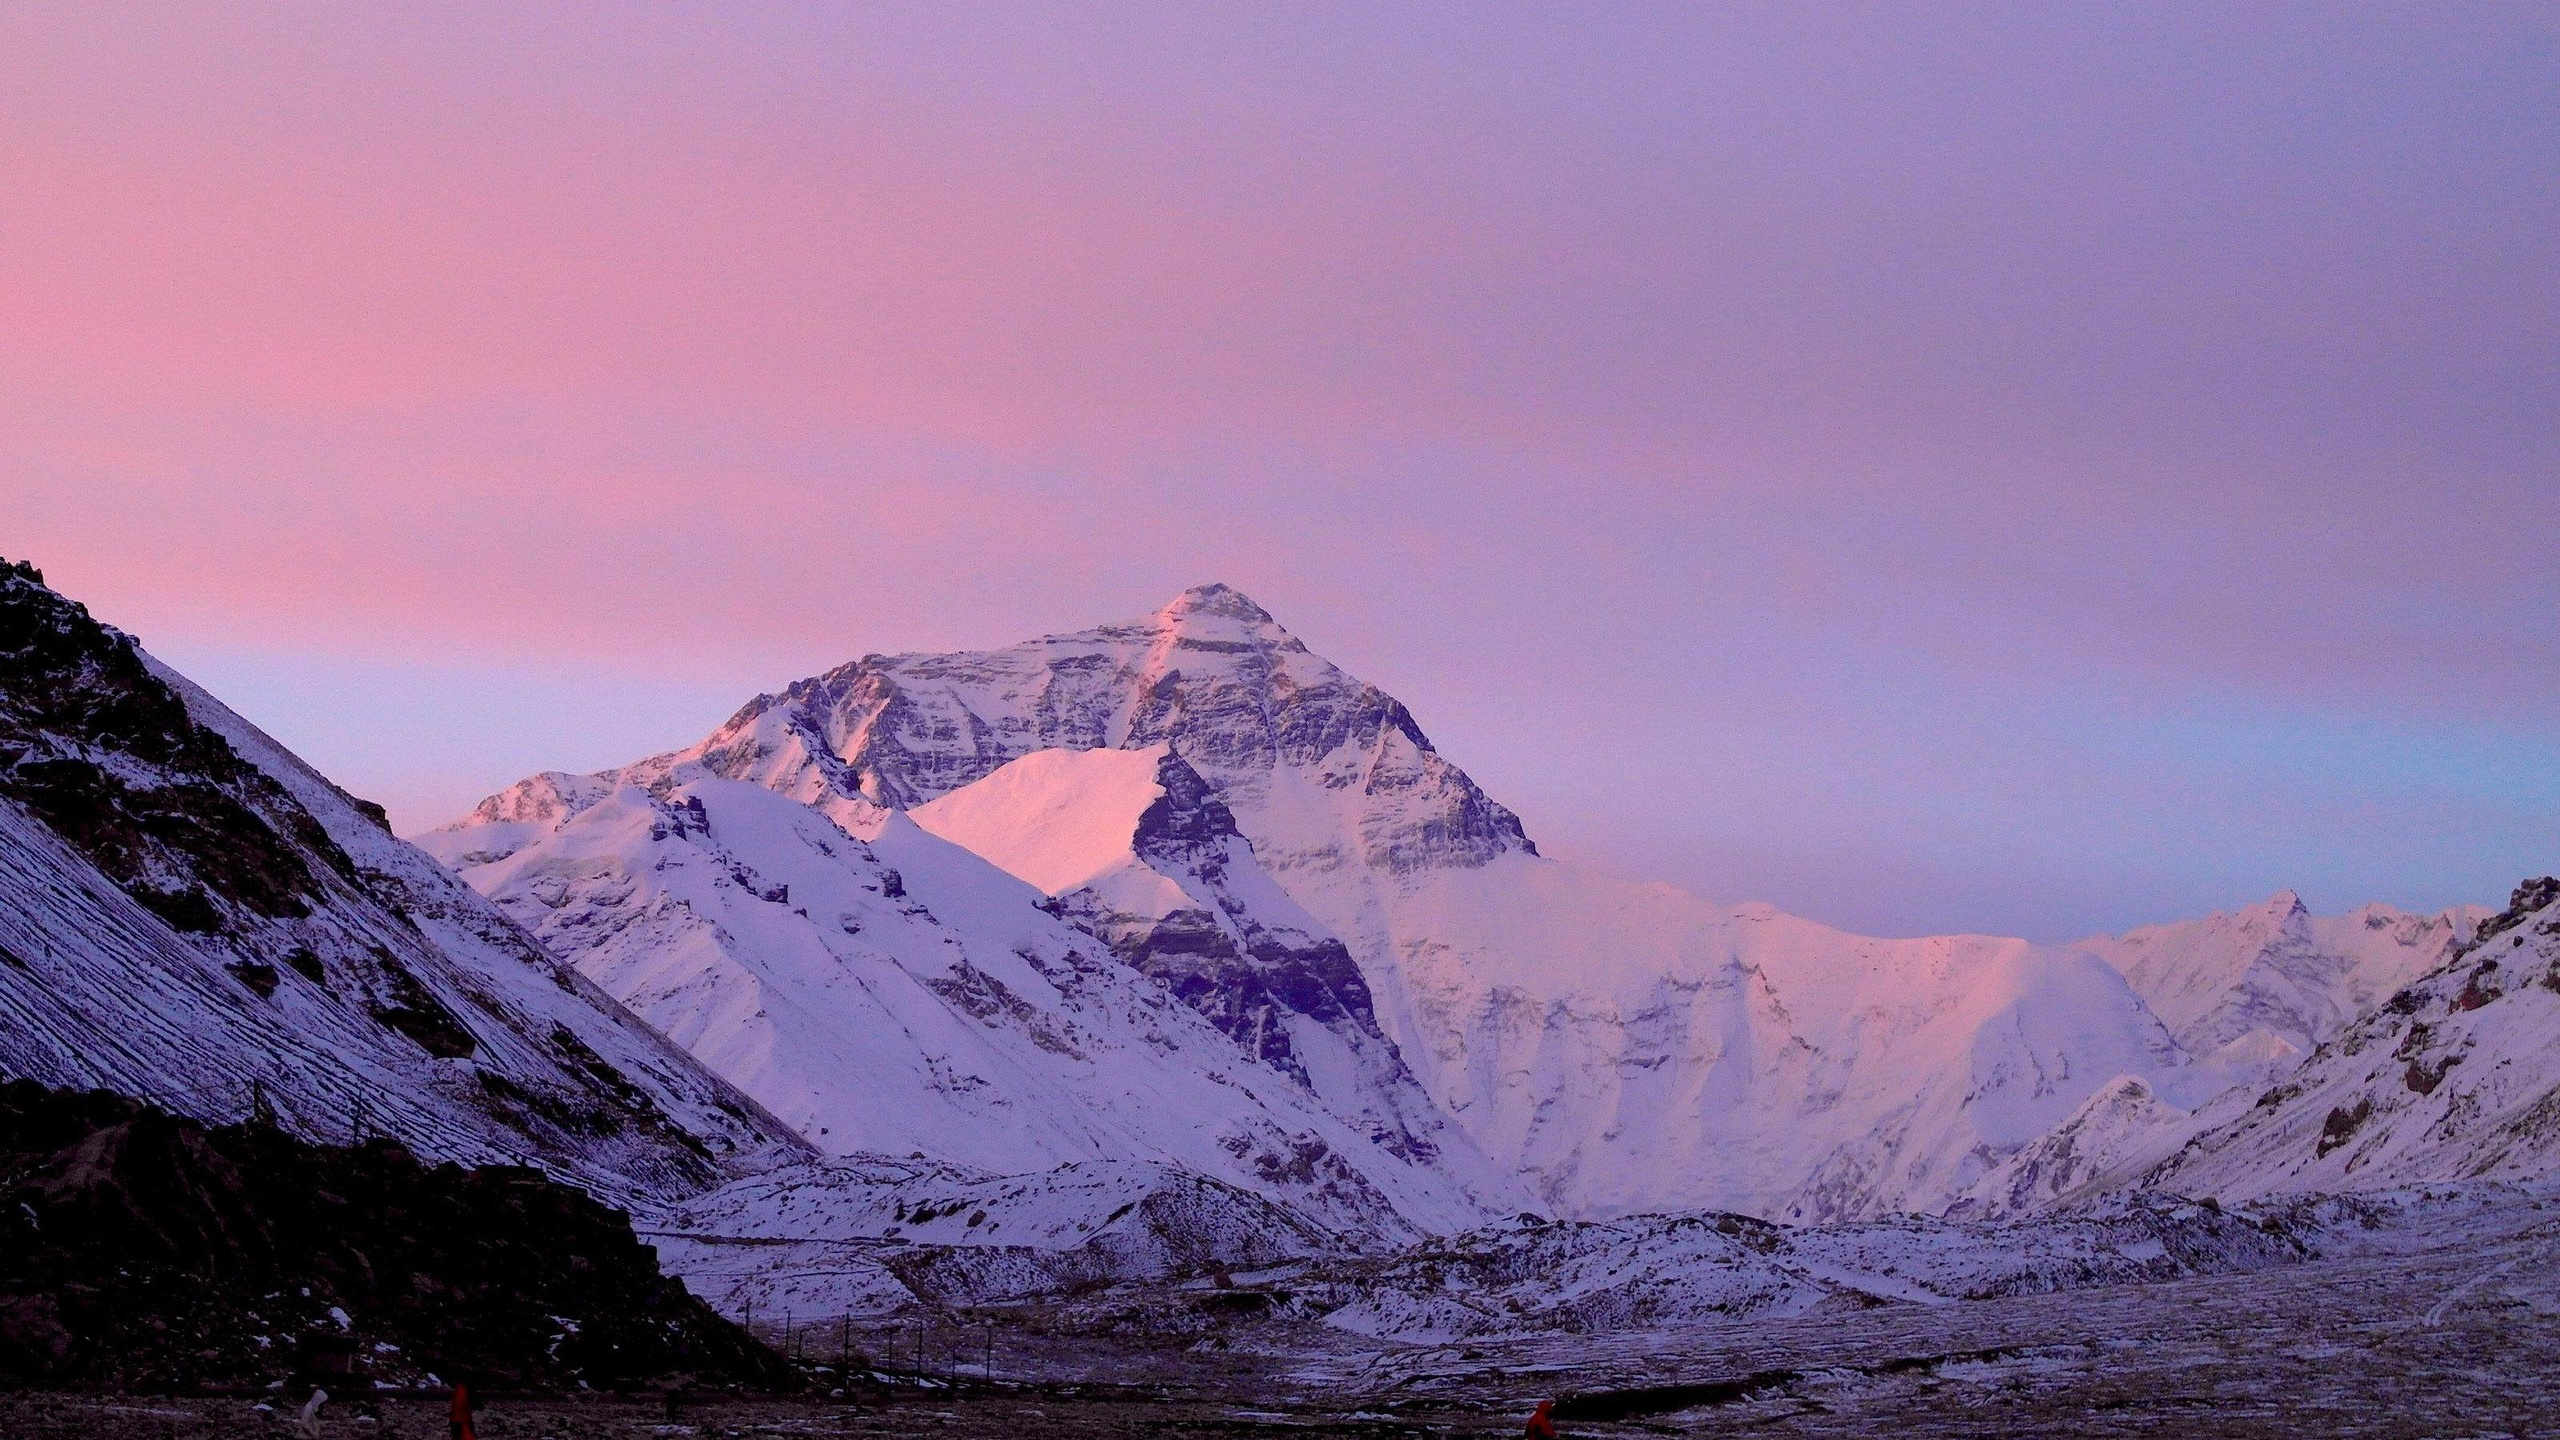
[5,3,2554,941]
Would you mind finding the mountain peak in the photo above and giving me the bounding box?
[1160,582,1277,627]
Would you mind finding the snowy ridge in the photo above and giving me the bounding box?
[910,744,1480,1173]
[0,562,807,1204]
[2141,878,2560,1202]
[2076,891,2484,1075]
[1956,891,2516,1216]
[418,773,1512,1244]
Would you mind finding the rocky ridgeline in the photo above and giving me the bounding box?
[649,582,1534,875]
[0,556,806,1206]
[2144,877,2560,1201]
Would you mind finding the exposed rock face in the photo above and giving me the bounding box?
[623,582,1534,879]
[0,559,807,1204]
[0,557,343,934]
[2142,878,2560,1201]
[0,1081,790,1391]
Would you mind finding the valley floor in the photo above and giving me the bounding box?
[15,1199,2560,1439]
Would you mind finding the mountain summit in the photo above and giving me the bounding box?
[430,587,2230,1222]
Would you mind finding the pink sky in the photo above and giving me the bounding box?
[6,4,2554,939]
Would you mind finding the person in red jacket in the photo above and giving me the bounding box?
[1524,1398,1558,1438]
[449,1381,477,1440]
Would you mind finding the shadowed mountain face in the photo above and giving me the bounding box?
[1097,750,1390,1090]
[0,558,809,1203]
[0,1081,793,1392]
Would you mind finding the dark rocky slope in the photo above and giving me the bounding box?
[0,1081,791,1392]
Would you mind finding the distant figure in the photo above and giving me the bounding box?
[1525,1398,1558,1438]
[293,1389,328,1440]
[449,1381,478,1440]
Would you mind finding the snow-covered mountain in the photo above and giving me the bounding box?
[1957,882,2543,1217]
[2075,891,2484,1075]
[1950,893,2497,1216]
[429,584,2231,1223]
[907,744,1468,1174]
[2140,877,2560,1202]
[0,560,806,1204]
[416,771,1511,1244]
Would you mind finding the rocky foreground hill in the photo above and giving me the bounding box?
[0,1080,789,1392]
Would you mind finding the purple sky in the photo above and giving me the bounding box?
[5,3,2554,940]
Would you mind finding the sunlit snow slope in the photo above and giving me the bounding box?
[2075,890,2484,1073]
[2144,878,2560,1202]
[419,772,1509,1243]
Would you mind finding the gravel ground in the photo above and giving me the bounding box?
[14,1201,2560,1438]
